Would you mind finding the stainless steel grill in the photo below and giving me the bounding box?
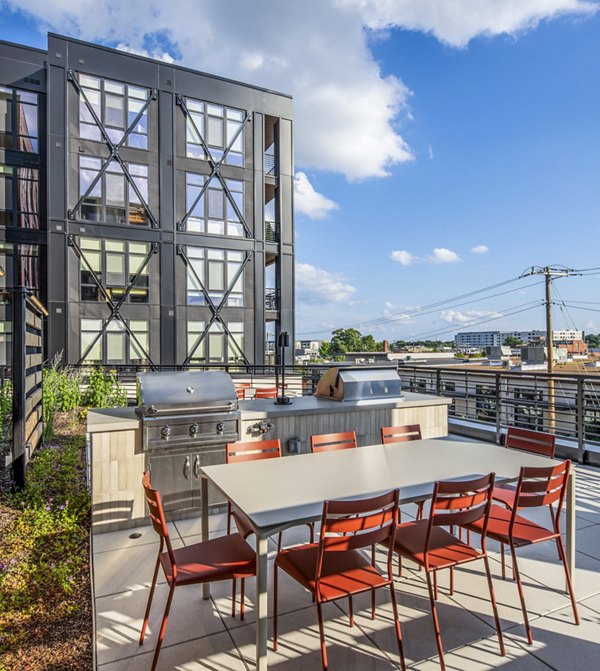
[315,366,404,402]
[137,371,240,515]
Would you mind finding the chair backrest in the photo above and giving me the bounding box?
[254,387,278,399]
[226,439,282,463]
[317,490,399,578]
[513,461,570,524]
[505,427,556,458]
[142,472,176,565]
[310,431,357,453]
[236,387,246,399]
[426,473,495,555]
[381,424,422,444]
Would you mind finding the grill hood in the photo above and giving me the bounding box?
[315,366,403,402]
[138,370,237,416]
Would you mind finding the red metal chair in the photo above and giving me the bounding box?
[310,431,357,453]
[381,424,422,444]
[381,424,425,520]
[386,474,504,671]
[225,440,314,585]
[139,473,255,671]
[274,490,405,671]
[254,387,278,398]
[235,387,247,399]
[493,427,556,510]
[465,461,579,644]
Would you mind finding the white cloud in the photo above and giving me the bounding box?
[294,172,338,219]
[428,248,461,264]
[115,43,175,63]
[296,263,357,304]
[344,0,598,48]
[391,250,417,266]
[471,244,489,254]
[440,309,503,324]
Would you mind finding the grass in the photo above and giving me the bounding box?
[0,415,92,671]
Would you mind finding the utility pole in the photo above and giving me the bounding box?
[522,266,575,433]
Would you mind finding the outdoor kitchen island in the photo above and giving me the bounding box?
[87,388,451,533]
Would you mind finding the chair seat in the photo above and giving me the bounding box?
[389,520,483,569]
[160,533,256,586]
[276,543,388,601]
[466,505,558,547]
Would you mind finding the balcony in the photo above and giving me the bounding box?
[265,219,279,243]
[265,287,279,310]
[264,152,278,177]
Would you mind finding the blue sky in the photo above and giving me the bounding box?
[2,0,600,341]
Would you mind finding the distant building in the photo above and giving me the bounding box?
[455,330,583,350]
[295,339,321,361]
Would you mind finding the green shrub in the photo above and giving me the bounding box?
[0,378,12,440]
[43,354,83,439]
[82,367,127,409]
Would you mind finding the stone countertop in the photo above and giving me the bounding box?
[87,407,141,433]
[238,392,450,419]
[86,392,450,432]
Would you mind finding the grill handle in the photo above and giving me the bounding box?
[193,455,201,479]
[184,456,191,479]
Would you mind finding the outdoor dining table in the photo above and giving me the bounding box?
[200,436,575,671]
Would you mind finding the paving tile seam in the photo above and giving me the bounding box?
[210,594,252,671]
[505,633,561,671]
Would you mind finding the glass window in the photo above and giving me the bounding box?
[184,172,244,237]
[80,317,149,364]
[78,74,149,150]
[81,319,103,362]
[0,165,40,229]
[0,87,39,153]
[185,97,244,166]
[186,246,244,307]
[187,321,206,362]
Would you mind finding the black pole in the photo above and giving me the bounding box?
[275,331,291,405]
[12,286,28,488]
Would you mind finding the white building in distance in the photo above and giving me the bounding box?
[455,330,583,350]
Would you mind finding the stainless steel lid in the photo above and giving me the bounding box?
[315,366,403,401]
[138,370,237,416]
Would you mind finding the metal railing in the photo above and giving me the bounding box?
[396,364,600,461]
[264,153,278,177]
[265,288,279,310]
[265,220,279,243]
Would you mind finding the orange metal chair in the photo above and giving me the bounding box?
[381,424,422,444]
[226,439,314,571]
[465,461,579,644]
[493,427,556,510]
[386,474,504,671]
[235,387,246,399]
[274,490,405,671]
[139,473,256,671]
[381,424,425,520]
[310,430,357,453]
[254,387,278,398]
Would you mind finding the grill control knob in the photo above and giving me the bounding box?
[216,422,225,434]
[161,426,171,439]
[189,423,199,437]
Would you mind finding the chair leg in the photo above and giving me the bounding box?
[555,535,580,625]
[231,578,237,618]
[151,581,176,671]
[426,570,446,671]
[371,589,376,620]
[433,570,439,600]
[500,542,506,580]
[277,531,283,552]
[316,599,328,671]
[309,522,315,544]
[273,565,279,651]
[227,501,232,535]
[449,566,454,596]
[348,595,354,626]
[509,544,533,645]
[389,583,406,671]
[483,554,506,656]
[240,578,246,621]
[139,554,161,645]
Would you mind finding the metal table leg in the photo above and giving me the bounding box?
[255,535,269,671]
[200,475,210,600]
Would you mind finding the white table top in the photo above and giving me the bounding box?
[202,437,560,536]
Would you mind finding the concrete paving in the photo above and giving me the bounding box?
[93,465,600,670]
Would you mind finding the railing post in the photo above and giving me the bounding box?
[436,368,441,396]
[576,377,585,464]
[495,373,502,444]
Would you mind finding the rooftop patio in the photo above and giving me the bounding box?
[92,461,600,671]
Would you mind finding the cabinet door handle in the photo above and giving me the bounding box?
[193,455,201,478]
[184,456,191,479]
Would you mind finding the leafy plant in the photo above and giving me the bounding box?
[43,353,83,439]
[82,367,127,409]
[0,378,12,440]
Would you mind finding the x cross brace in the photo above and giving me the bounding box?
[177,244,251,366]
[68,234,158,368]
[67,70,159,228]
[176,95,251,236]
